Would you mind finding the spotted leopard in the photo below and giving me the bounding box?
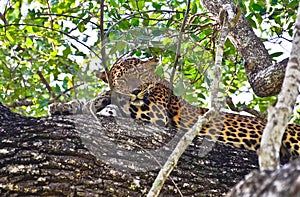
[49,57,300,161]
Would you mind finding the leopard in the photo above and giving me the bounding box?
[49,57,300,161]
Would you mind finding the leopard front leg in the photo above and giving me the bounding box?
[48,91,111,116]
[48,99,84,115]
[83,92,111,114]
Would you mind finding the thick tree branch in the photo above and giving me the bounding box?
[227,158,300,197]
[202,0,288,97]
[259,3,300,170]
[0,103,258,196]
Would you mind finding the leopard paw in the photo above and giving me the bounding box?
[49,99,84,115]
[97,104,120,117]
[83,93,111,114]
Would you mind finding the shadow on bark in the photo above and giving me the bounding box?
[0,103,259,196]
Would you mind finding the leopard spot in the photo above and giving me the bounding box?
[130,105,138,112]
[156,120,166,127]
[141,105,150,111]
[141,113,151,121]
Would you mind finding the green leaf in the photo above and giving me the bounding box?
[271,0,277,5]
[155,65,164,77]
[259,8,266,15]
[78,21,86,32]
[110,0,118,7]
[176,12,181,20]
[254,13,262,24]
[184,93,198,103]
[270,52,283,58]
[54,84,61,92]
[152,28,164,36]
[197,93,206,99]
[142,19,149,26]
[152,2,161,9]
[25,37,33,48]
[137,1,144,9]
[63,46,72,57]
[191,3,197,14]
[252,4,262,11]
[173,81,185,96]
[246,16,257,29]
[289,0,298,8]
[6,31,14,42]
[163,37,172,46]
[132,18,139,26]
[119,20,130,30]
[38,99,49,108]
[50,0,59,6]
[190,34,199,42]
[62,78,69,89]
[115,41,127,51]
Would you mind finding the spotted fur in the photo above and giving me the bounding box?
[50,57,300,161]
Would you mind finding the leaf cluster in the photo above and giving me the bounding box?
[0,0,295,118]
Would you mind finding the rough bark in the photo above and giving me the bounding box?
[227,158,300,197]
[0,103,259,196]
[202,0,288,97]
[259,3,300,170]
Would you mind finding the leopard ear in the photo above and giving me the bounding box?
[96,71,108,83]
[143,58,159,69]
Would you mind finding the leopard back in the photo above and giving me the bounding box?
[99,57,300,161]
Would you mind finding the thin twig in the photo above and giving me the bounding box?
[38,13,100,28]
[146,115,208,197]
[99,0,113,90]
[46,0,53,30]
[6,83,85,108]
[104,9,184,38]
[147,3,241,196]
[1,23,102,61]
[226,96,267,122]
[169,0,191,88]
[36,70,55,98]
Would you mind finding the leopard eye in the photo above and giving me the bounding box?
[131,89,141,95]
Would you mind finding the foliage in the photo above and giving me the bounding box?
[0,0,297,118]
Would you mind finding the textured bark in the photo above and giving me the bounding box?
[0,103,259,196]
[227,158,300,197]
[202,0,288,97]
[259,4,300,170]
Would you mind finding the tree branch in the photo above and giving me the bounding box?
[202,0,289,97]
[169,0,191,88]
[259,2,300,170]
[36,70,55,98]
[147,4,240,196]
[0,103,259,196]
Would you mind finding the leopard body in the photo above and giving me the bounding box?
[50,57,300,161]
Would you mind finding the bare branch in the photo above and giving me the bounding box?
[202,0,289,97]
[99,0,113,91]
[6,83,84,108]
[169,0,191,88]
[36,70,55,98]
[1,23,102,62]
[147,3,240,196]
[226,96,267,122]
[259,2,300,170]
[146,115,208,197]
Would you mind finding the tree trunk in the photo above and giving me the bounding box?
[202,0,288,97]
[227,158,300,197]
[0,103,258,196]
